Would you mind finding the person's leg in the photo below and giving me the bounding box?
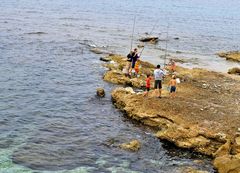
[154,80,160,97]
[159,89,162,97]
[173,92,176,98]
[159,80,162,97]
[170,86,176,98]
[143,88,148,96]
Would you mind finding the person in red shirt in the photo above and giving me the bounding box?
[144,74,151,96]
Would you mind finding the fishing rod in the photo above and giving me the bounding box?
[130,15,137,52]
[163,22,170,68]
[139,19,159,57]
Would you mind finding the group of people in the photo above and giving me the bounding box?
[126,48,178,98]
[143,64,177,98]
[124,48,140,77]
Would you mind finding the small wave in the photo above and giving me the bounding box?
[59,17,79,21]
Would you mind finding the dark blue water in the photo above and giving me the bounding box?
[1,0,239,172]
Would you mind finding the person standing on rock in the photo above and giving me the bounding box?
[127,48,140,76]
[154,64,165,98]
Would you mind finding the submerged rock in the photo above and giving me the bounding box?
[139,36,158,42]
[119,139,141,152]
[90,48,111,54]
[96,88,105,97]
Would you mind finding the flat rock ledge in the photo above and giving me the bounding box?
[217,51,240,62]
[102,54,240,173]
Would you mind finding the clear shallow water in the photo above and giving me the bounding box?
[0,0,239,172]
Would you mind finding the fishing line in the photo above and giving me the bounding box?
[164,22,170,68]
[139,19,159,57]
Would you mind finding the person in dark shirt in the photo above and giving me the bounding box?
[127,48,139,75]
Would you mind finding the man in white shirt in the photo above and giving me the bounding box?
[154,64,165,98]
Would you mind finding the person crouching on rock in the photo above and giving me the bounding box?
[168,75,177,98]
[154,64,165,98]
[143,74,151,96]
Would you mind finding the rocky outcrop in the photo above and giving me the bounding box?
[96,88,105,97]
[119,140,141,152]
[228,67,240,75]
[217,51,240,62]
[102,54,155,88]
[100,53,240,172]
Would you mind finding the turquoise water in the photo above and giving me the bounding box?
[1,0,239,172]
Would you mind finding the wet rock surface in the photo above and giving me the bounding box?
[217,51,240,62]
[119,139,141,152]
[139,36,159,42]
[96,87,105,97]
[101,54,240,172]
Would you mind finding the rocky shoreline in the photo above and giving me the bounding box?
[101,54,240,173]
[217,51,240,62]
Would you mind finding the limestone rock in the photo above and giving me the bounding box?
[228,67,240,75]
[214,154,240,173]
[119,140,141,152]
[213,139,231,158]
[232,134,240,155]
[217,51,240,62]
[96,88,105,97]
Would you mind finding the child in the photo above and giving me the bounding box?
[166,59,176,73]
[144,74,151,96]
[168,75,177,98]
[134,59,140,76]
